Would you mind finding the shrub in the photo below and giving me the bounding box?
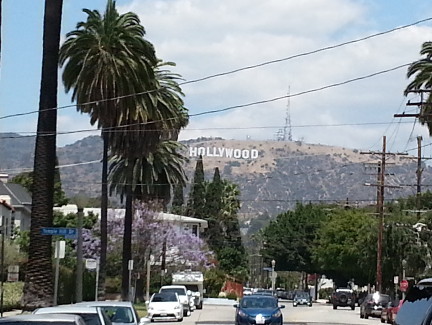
[105,277,121,294]
[226,292,237,300]
[4,281,24,310]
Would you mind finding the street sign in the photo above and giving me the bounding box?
[400,279,409,292]
[393,276,399,284]
[40,227,77,239]
[85,259,98,270]
[55,240,66,259]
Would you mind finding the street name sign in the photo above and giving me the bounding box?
[40,227,77,239]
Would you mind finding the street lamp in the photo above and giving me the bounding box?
[271,260,276,292]
[402,259,407,300]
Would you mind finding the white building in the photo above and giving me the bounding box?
[54,204,208,237]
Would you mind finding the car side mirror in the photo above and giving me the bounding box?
[233,304,238,308]
[279,305,285,309]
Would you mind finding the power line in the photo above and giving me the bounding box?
[0,120,416,140]
[0,15,429,122]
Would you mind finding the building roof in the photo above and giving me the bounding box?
[0,181,32,207]
[54,204,208,228]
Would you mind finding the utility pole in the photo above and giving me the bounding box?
[361,136,406,292]
[416,136,423,220]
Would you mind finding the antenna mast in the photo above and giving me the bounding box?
[283,86,293,141]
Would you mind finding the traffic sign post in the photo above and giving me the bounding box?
[400,279,409,292]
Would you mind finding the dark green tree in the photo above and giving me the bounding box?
[261,203,328,274]
[186,155,206,218]
[59,0,158,299]
[171,183,185,215]
[405,42,432,134]
[22,0,63,309]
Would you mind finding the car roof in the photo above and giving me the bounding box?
[34,305,100,314]
[76,301,133,307]
[0,313,85,322]
[417,278,432,286]
[160,285,186,289]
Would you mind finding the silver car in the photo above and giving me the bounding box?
[75,301,148,325]
[33,305,112,325]
[0,314,86,325]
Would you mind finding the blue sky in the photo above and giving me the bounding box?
[2,0,432,154]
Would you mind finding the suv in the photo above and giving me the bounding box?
[331,288,356,310]
[159,285,192,317]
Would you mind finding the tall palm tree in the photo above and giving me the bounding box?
[107,61,188,299]
[405,41,432,134]
[22,0,63,309]
[58,0,157,298]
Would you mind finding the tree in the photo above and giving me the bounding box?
[261,203,328,274]
[22,0,63,309]
[59,0,157,298]
[405,42,432,134]
[11,157,68,207]
[186,156,206,218]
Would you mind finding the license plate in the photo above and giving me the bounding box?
[256,314,265,324]
[160,314,167,316]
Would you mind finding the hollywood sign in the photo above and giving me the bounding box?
[189,146,259,159]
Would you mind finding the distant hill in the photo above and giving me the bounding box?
[0,133,429,219]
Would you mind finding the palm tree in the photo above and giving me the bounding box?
[107,61,188,299]
[58,0,157,298]
[405,41,432,134]
[22,0,63,309]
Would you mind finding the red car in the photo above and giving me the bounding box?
[381,299,403,324]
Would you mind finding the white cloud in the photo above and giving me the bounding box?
[118,0,432,152]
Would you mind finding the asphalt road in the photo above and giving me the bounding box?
[173,300,385,325]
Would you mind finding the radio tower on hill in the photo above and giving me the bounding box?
[276,87,293,141]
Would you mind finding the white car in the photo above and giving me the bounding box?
[146,292,183,322]
[159,285,192,316]
[0,314,86,325]
[75,301,148,325]
[33,305,112,325]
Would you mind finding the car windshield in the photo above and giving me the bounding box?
[241,297,278,309]
[101,307,134,323]
[160,288,185,296]
[295,293,309,298]
[152,293,178,302]
[395,286,432,325]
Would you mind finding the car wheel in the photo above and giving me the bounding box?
[293,303,297,307]
[360,311,364,319]
[365,312,369,319]
[177,317,183,322]
[197,301,203,310]
[351,305,355,310]
[381,316,385,323]
[333,305,337,310]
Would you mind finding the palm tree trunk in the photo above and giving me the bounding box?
[22,0,63,310]
[98,129,108,299]
[121,164,133,301]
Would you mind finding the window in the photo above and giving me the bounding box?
[192,225,198,236]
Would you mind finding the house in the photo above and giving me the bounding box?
[54,204,208,238]
[0,195,15,237]
[0,174,31,233]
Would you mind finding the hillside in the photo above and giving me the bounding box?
[0,133,428,219]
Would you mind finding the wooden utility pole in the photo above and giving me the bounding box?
[361,136,406,292]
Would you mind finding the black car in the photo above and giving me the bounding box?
[360,292,390,319]
[394,281,432,325]
[332,288,356,310]
[233,295,284,325]
[293,292,312,307]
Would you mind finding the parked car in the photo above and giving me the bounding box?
[159,285,192,316]
[276,289,288,300]
[331,288,356,310]
[0,314,86,325]
[381,299,403,324]
[253,289,277,298]
[293,292,312,307]
[146,292,184,322]
[75,301,147,325]
[33,305,112,325]
[394,281,432,325]
[233,295,284,325]
[360,292,390,319]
